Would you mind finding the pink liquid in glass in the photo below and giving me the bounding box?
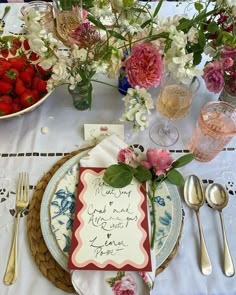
[189,102,236,162]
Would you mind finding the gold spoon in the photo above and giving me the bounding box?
[184,175,212,276]
[0,6,11,35]
[205,183,235,277]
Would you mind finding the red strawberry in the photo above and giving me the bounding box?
[37,79,47,92]
[20,90,37,108]
[9,47,17,56]
[2,69,19,84]
[22,40,30,51]
[28,52,39,62]
[15,79,27,96]
[12,101,22,113]
[32,76,40,89]
[20,71,32,85]
[0,102,13,116]
[32,89,40,101]
[0,95,12,104]
[8,57,27,71]
[0,49,9,58]
[0,81,13,94]
[0,60,11,76]
[11,38,22,49]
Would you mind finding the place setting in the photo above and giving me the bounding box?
[27,129,191,294]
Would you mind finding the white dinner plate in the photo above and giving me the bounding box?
[40,152,183,271]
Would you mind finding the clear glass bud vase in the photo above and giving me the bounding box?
[68,82,92,111]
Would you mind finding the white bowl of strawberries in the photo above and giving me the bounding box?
[0,36,53,120]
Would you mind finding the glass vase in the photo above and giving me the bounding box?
[68,82,91,111]
[118,66,131,95]
[219,83,236,107]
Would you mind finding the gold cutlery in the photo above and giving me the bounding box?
[184,175,212,276]
[0,6,11,35]
[4,172,29,285]
[206,183,235,277]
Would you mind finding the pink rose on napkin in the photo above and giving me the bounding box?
[124,43,163,88]
[202,61,225,93]
[117,148,137,166]
[141,148,173,176]
[112,274,137,295]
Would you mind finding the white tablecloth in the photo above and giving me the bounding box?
[0,2,236,295]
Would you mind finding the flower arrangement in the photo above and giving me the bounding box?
[103,146,194,248]
[202,0,236,95]
[19,0,226,124]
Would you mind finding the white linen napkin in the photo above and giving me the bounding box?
[71,135,156,295]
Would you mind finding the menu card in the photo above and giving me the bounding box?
[68,167,152,271]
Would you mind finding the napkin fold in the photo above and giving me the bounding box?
[71,135,156,295]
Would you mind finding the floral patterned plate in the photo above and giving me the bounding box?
[41,152,183,271]
[40,150,89,270]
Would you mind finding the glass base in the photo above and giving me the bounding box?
[149,122,179,147]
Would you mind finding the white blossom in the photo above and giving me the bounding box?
[120,87,154,131]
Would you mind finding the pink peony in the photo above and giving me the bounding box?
[203,61,225,93]
[142,148,173,176]
[220,46,236,59]
[117,148,136,166]
[112,274,137,295]
[124,43,163,88]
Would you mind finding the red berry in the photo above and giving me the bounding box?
[22,40,30,51]
[20,90,37,108]
[0,49,9,58]
[2,68,19,84]
[0,95,12,104]
[0,102,13,116]
[15,79,27,96]
[20,71,32,85]
[0,81,13,94]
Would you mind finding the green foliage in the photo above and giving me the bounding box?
[166,169,185,186]
[134,166,152,183]
[103,164,133,188]
[172,154,195,168]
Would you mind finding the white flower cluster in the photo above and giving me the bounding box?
[120,87,154,131]
[22,8,59,70]
[164,25,203,84]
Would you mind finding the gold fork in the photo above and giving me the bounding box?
[4,172,29,285]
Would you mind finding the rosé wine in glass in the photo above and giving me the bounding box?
[150,75,200,147]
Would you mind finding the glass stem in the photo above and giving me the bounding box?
[162,119,171,134]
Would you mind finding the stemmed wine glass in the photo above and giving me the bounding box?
[149,73,200,147]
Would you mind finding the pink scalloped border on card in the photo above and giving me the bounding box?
[68,167,152,271]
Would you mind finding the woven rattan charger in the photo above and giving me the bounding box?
[27,147,184,293]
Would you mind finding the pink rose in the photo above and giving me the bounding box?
[124,43,163,88]
[112,274,137,295]
[223,57,234,70]
[142,148,173,176]
[117,148,136,166]
[203,61,225,93]
[220,46,236,59]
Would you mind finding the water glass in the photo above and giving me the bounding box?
[188,101,236,162]
[21,1,54,33]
